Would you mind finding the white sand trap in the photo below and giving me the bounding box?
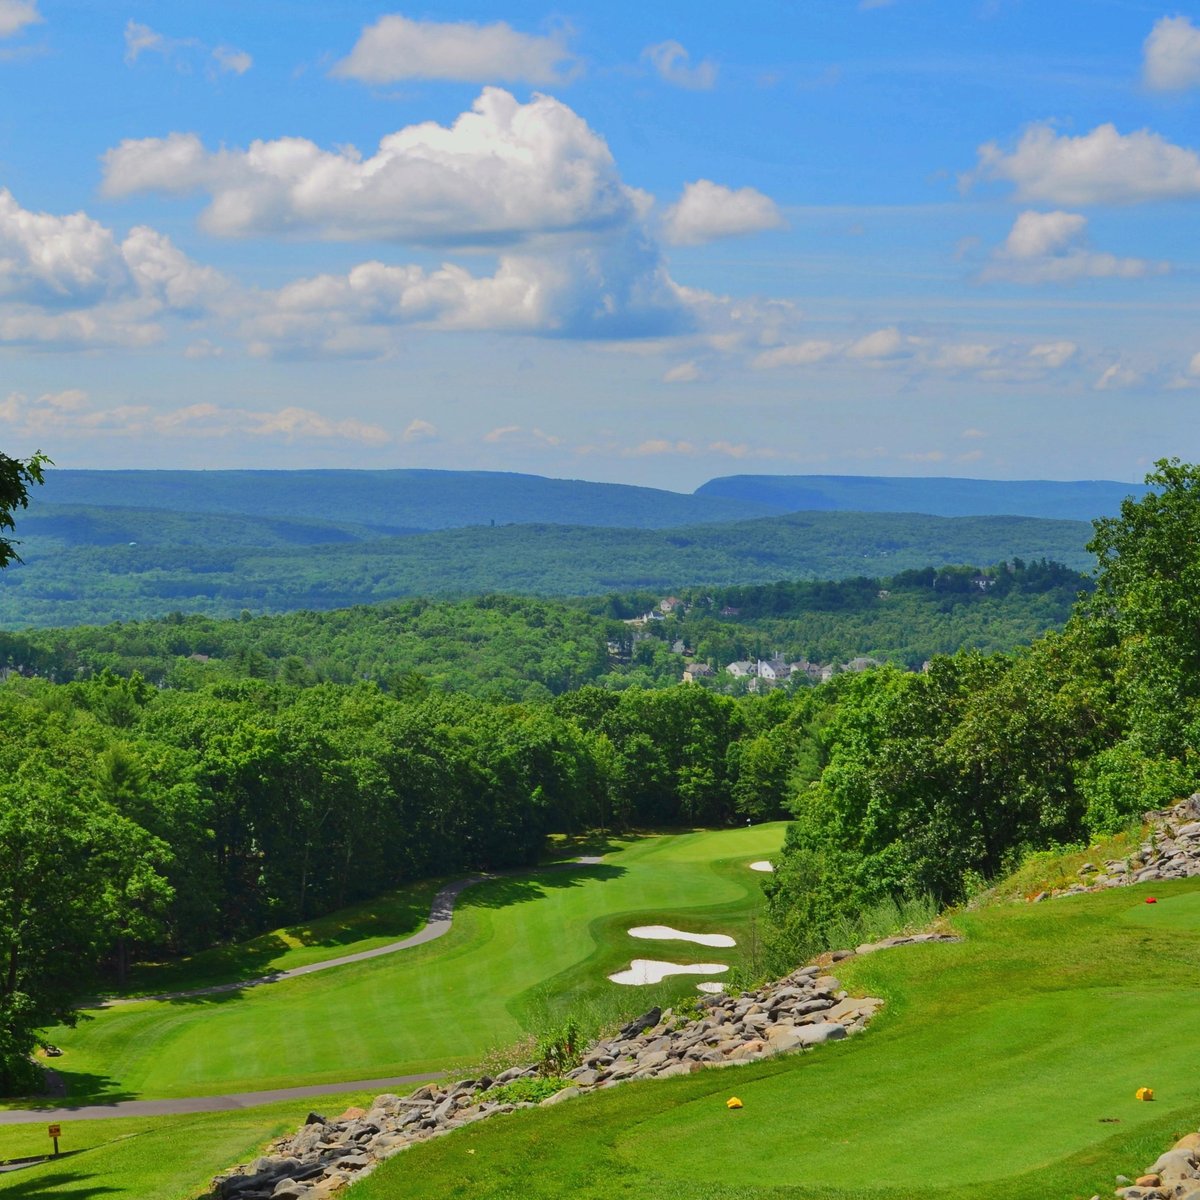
[608,959,731,986]
[628,925,736,948]
[749,860,774,872]
[696,981,726,994]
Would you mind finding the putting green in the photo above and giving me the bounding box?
[1119,890,1200,929]
[35,825,784,1104]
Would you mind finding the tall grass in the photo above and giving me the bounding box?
[767,892,939,974]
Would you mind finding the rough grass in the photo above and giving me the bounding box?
[349,877,1200,1200]
[20,825,784,1107]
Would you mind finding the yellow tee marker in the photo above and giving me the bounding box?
[726,1097,743,1109]
[1136,1087,1154,1101]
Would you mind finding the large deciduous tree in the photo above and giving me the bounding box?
[0,451,49,569]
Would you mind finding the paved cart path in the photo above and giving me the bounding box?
[99,855,606,1005]
[0,856,606,1125]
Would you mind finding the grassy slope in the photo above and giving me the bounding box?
[350,877,1200,1200]
[30,826,784,1105]
[117,877,444,997]
[0,1090,378,1200]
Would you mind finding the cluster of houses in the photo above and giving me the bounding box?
[615,594,887,689]
[683,654,881,688]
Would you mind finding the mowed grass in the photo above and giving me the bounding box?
[118,877,445,997]
[25,825,784,1106]
[0,1089,378,1199]
[350,879,1200,1200]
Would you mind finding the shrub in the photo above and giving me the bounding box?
[485,1076,569,1105]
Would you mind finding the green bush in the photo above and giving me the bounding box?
[485,1076,569,1105]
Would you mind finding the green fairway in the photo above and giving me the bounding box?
[119,877,445,997]
[0,1090,378,1199]
[28,825,784,1106]
[347,879,1200,1200]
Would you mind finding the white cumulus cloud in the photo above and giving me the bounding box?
[751,340,836,369]
[124,19,252,76]
[0,0,39,38]
[967,122,1200,205]
[662,180,785,246]
[0,188,231,348]
[1095,362,1140,390]
[333,14,574,84]
[102,89,637,245]
[1144,16,1200,92]
[662,361,701,383]
[847,326,906,360]
[402,418,438,443]
[1028,341,1078,369]
[979,210,1167,284]
[643,41,717,90]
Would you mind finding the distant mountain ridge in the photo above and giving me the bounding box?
[34,469,774,531]
[695,474,1147,522]
[34,468,1147,531]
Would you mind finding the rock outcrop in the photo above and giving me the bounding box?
[1032,795,1200,901]
[1103,1126,1200,1199]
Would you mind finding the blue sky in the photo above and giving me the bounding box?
[0,0,1197,487]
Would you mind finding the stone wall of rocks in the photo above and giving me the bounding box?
[207,954,909,1199]
[1031,794,1200,902]
[1099,1127,1200,1199]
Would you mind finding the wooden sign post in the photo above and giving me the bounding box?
[47,1124,61,1157]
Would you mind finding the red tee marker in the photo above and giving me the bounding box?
[1145,896,1157,904]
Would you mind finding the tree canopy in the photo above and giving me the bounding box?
[0,451,48,570]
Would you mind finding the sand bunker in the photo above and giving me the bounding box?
[608,960,731,986]
[749,860,774,872]
[696,981,726,994]
[628,925,736,948]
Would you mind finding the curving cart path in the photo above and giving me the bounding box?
[0,856,605,1125]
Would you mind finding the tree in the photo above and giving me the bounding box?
[0,451,49,569]
[1088,458,1200,763]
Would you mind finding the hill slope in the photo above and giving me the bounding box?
[697,473,1146,520]
[0,510,1094,627]
[34,469,774,530]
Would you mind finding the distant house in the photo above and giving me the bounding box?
[726,660,755,678]
[659,596,684,614]
[758,658,791,681]
[682,663,714,683]
[972,576,995,591]
[670,638,689,655]
[188,653,211,663]
[719,606,741,617]
[843,656,881,673]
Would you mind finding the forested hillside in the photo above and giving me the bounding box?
[34,468,772,530]
[0,561,1087,698]
[0,509,1093,627]
[697,473,1147,521]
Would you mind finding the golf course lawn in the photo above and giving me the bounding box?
[343,878,1200,1200]
[116,877,447,997]
[22,825,784,1106]
[0,1090,379,1200]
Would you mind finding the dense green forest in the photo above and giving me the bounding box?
[0,560,1087,698]
[1,457,1192,1100]
[0,508,1093,627]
